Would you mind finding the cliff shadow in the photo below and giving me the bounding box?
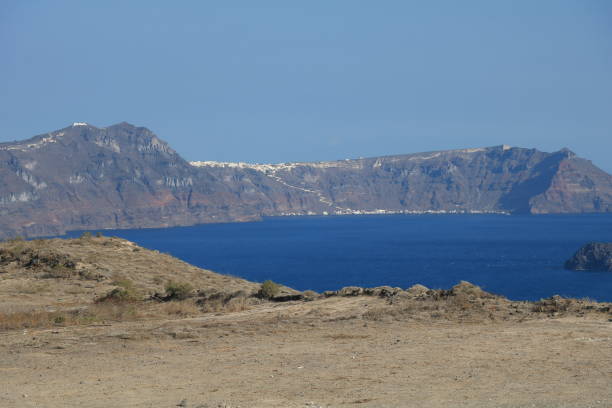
[499,152,567,214]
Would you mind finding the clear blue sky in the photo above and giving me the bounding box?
[1,1,611,171]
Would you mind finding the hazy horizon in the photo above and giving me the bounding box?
[2,1,611,172]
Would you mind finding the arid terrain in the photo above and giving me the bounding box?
[1,236,611,407]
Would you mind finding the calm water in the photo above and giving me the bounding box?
[66,214,612,301]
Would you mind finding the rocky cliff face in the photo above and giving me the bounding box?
[1,122,611,238]
[565,243,612,272]
[0,123,275,238]
[194,145,612,216]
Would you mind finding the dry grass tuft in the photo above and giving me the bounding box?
[0,303,142,331]
[159,301,200,317]
[198,292,252,313]
[11,281,50,294]
[96,278,141,303]
[164,281,194,301]
[0,308,67,330]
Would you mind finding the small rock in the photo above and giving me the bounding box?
[366,285,399,298]
[338,286,364,296]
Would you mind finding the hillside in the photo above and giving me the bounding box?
[1,122,611,238]
[0,235,261,313]
[0,237,611,407]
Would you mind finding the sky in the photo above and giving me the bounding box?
[1,1,611,171]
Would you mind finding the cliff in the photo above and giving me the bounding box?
[196,145,612,216]
[1,122,611,238]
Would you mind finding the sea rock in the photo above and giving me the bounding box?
[564,242,612,272]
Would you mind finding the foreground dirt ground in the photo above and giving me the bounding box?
[1,296,611,408]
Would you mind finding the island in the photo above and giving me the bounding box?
[564,242,612,271]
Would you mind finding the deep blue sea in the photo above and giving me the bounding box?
[66,214,612,301]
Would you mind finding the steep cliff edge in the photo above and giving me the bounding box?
[0,122,291,238]
[1,122,611,238]
[194,145,612,215]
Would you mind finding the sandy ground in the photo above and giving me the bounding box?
[1,296,611,408]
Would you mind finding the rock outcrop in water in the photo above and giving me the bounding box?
[564,243,612,272]
[1,122,611,238]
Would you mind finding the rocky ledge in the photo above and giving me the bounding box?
[564,242,612,271]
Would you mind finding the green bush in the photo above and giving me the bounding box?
[258,280,280,300]
[164,281,194,301]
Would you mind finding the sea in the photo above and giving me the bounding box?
[65,214,612,302]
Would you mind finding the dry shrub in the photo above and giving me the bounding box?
[447,292,479,311]
[258,280,280,300]
[111,275,135,289]
[0,303,143,331]
[207,296,249,313]
[363,293,493,322]
[531,296,577,314]
[64,285,86,295]
[0,309,66,330]
[96,287,140,303]
[197,291,251,313]
[97,278,140,303]
[0,242,78,276]
[362,307,389,321]
[530,296,607,315]
[12,281,50,294]
[40,267,76,279]
[159,301,200,317]
[164,281,194,300]
[81,303,140,322]
[152,276,164,285]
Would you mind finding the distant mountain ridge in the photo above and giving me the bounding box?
[1,122,611,238]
